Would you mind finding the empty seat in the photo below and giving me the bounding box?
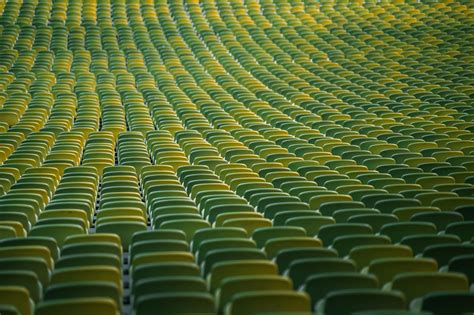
[302,273,378,305]
[217,275,292,312]
[423,244,474,266]
[411,212,464,231]
[366,258,438,285]
[252,227,306,248]
[387,272,469,303]
[134,293,216,315]
[447,255,474,284]
[401,235,461,255]
[413,292,474,315]
[349,245,413,270]
[35,298,119,315]
[0,286,33,315]
[332,235,391,257]
[445,222,474,242]
[44,282,121,310]
[263,237,322,259]
[348,214,399,233]
[287,258,357,288]
[380,222,437,243]
[208,260,278,292]
[318,223,373,246]
[275,248,338,273]
[96,222,147,250]
[225,291,310,315]
[1,0,473,314]
[316,289,406,315]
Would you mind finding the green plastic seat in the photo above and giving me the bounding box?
[366,258,438,286]
[44,282,121,310]
[318,223,373,246]
[264,237,323,259]
[0,286,33,315]
[0,236,59,261]
[374,198,422,214]
[287,258,357,288]
[96,222,147,250]
[349,245,413,270]
[134,292,215,315]
[332,235,391,257]
[423,244,474,266]
[35,297,118,315]
[274,248,338,273]
[196,238,256,265]
[411,212,464,230]
[414,292,474,315]
[448,255,474,284]
[273,210,321,226]
[132,262,201,293]
[29,224,85,248]
[0,270,41,302]
[316,289,406,315]
[387,272,469,303]
[159,219,211,242]
[252,227,306,248]
[302,273,378,305]
[192,228,248,252]
[131,230,187,244]
[217,275,292,312]
[133,276,207,298]
[445,222,474,242]
[332,209,380,223]
[284,216,335,236]
[61,242,122,259]
[225,291,310,315]
[318,201,366,216]
[208,260,278,292]
[380,222,438,243]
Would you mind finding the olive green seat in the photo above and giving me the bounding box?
[134,292,216,315]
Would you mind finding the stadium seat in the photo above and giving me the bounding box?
[386,272,469,303]
[1,0,473,313]
[316,289,406,315]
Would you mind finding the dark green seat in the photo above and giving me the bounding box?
[411,212,464,231]
[252,227,306,248]
[0,270,42,302]
[417,292,474,315]
[303,273,378,305]
[287,258,356,288]
[361,193,403,208]
[0,236,59,261]
[318,223,373,246]
[445,222,474,242]
[448,255,474,284]
[317,289,406,315]
[318,201,366,216]
[131,262,200,293]
[133,276,207,298]
[202,248,266,275]
[55,254,121,270]
[44,282,121,309]
[380,222,437,243]
[401,234,461,255]
[423,244,474,266]
[134,292,216,315]
[374,198,422,214]
[275,248,338,273]
[332,235,391,257]
[348,214,399,233]
[192,227,248,252]
[196,238,256,265]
